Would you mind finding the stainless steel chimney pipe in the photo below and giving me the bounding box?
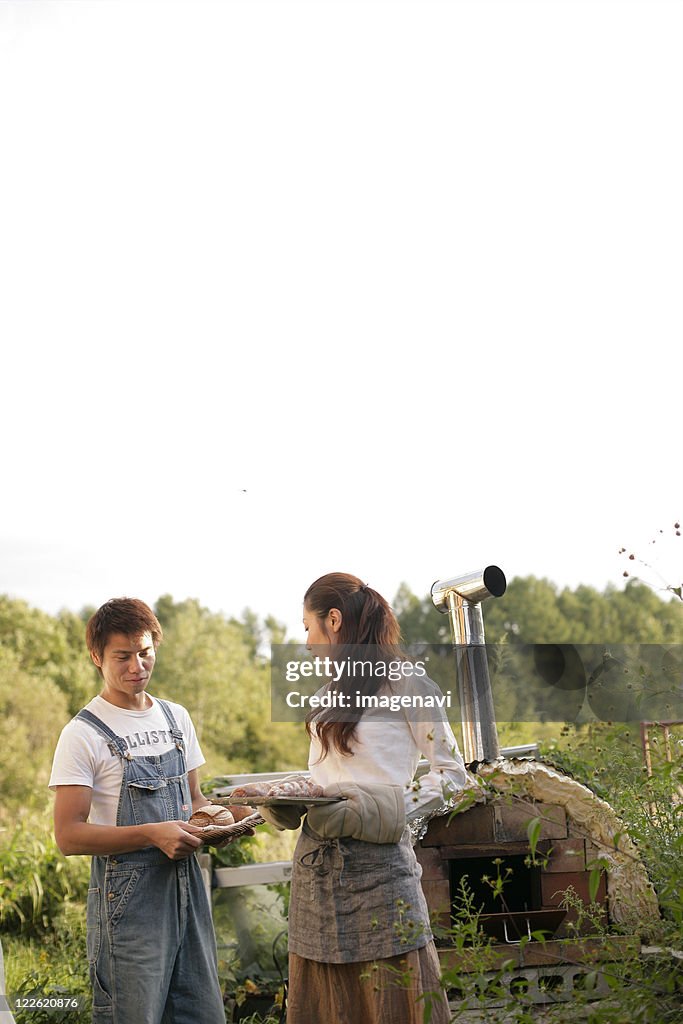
[431,566,506,764]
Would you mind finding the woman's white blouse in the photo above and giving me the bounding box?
[308,678,469,819]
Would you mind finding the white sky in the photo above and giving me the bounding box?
[1,0,681,641]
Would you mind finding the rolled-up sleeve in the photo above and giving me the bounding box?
[405,715,470,819]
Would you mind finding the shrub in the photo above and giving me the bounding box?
[0,814,89,936]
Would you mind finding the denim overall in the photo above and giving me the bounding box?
[77,701,225,1024]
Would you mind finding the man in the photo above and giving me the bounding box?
[50,597,248,1024]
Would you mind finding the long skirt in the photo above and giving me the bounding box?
[287,942,451,1024]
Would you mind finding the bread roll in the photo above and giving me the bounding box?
[189,804,235,827]
[230,783,271,799]
[228,804,258,822]
[268,777,324,798]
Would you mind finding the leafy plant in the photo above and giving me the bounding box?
[3,904,91,1024]
[0,814,89,936]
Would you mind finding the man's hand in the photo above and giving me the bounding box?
[54,786,219,859]
[146,820,206,860]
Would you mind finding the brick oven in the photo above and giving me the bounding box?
[418,790,597,942]
[417,568,659,1011]
[414,757,658,1009]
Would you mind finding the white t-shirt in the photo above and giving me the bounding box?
[49,694,205,826]
[308,678,469,819]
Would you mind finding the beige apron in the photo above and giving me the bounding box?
[288,820,433,964]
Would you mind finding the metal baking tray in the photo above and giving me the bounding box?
[226,795,344,807]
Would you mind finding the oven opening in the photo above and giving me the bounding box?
[449,854,542,941]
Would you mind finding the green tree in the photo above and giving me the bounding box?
[394,576,683,646]
[152,597,308,775]
[0,597,96,716]
[0,645,70,815]
[393,582,449,645]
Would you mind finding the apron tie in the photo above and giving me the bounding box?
[299,837,353,886]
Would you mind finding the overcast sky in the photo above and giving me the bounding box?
[1,0,681,641]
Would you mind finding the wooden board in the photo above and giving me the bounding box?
[194,812,265,844]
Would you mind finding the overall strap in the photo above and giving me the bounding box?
[75,709,129,759]
[155,698,184,743]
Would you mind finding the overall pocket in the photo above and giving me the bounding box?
[104,866,142,928]
[127,777,173,824]
[162,774,192,820]
[86,887,101,963]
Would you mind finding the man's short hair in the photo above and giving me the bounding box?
[86,598,163,662]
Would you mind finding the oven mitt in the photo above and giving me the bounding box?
[259,803,307,831]
[306,783,406,844]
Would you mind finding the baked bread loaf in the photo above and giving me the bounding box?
[231,776,325,801]
[228,803,258,822]
[189,804,235,827]
[230,783,271,799]
[268,776,324,799]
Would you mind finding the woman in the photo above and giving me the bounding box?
[275,573,469,1024]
